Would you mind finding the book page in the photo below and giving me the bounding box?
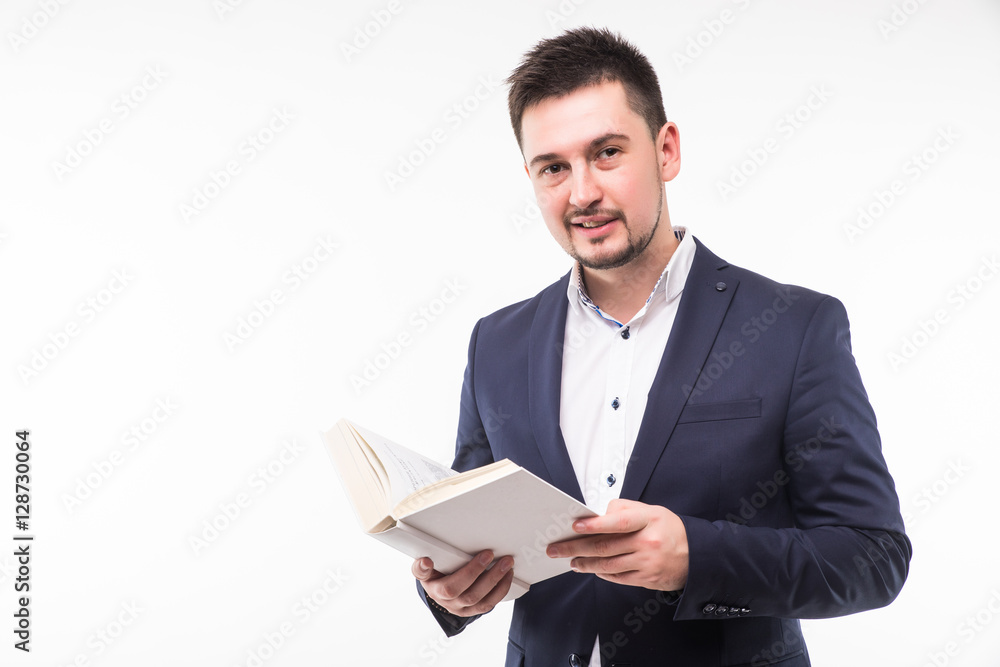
[348,422,458,508]
[394,459,514,517]
[322,421,394,534]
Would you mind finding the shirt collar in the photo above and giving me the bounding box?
[565,226,694,325]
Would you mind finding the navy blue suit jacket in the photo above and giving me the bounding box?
[419,238,910,667]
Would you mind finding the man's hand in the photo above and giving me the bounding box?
[412,550,514,617]
[546,498,689,591]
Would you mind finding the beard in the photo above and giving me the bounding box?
[564,184,664,271]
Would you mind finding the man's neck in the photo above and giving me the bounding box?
[581,227,680,323]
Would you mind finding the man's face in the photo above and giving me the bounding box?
[520,81,678,271]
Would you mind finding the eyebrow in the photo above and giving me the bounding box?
[527,132,630,169]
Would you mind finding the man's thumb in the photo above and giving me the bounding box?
[413,557,433,579]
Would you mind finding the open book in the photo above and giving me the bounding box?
[321,419,596,601]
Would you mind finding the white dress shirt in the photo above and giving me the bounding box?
[556,227,695,667]
[560,226,695,514]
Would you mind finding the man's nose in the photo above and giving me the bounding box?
[568,166,602,209]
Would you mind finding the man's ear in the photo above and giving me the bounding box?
[658,122,681,182]
[524,163,529,177]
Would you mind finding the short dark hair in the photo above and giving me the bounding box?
[505,27,668,151]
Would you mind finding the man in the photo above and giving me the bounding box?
[412,27,910,667]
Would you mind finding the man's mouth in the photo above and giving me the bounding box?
[573,217,616,229]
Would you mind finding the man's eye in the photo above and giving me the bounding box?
[541,164,563,175]
[598,147,620,158]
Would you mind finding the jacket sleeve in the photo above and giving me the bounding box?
[674,296,911,620]
[416,318,497,636]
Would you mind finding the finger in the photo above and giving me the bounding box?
[411,557,436,580]
[547,533,633,559]
[573,505,648,535]
[471,564,515,613]
[452,556,515,613]
[425,550,494,602]
[570,552,637,575]
[594,570,641,586]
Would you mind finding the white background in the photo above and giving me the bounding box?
[2,0,998,665]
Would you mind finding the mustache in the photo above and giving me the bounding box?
[564,207,626,226]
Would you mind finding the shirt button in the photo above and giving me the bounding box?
[606,473,616,487]
[620,326,630,340]
[611,397,620,410]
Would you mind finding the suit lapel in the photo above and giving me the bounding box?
[527,272,587,504]
[620,238,739,501]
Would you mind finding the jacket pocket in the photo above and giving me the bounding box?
[677,397,761,424]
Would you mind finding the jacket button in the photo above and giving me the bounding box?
[702,604,717,614]
[714,605,729,616]
[568,654,583,667]
[740,608,751,616]
[727,607,740,616]
[715,282,727,292]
